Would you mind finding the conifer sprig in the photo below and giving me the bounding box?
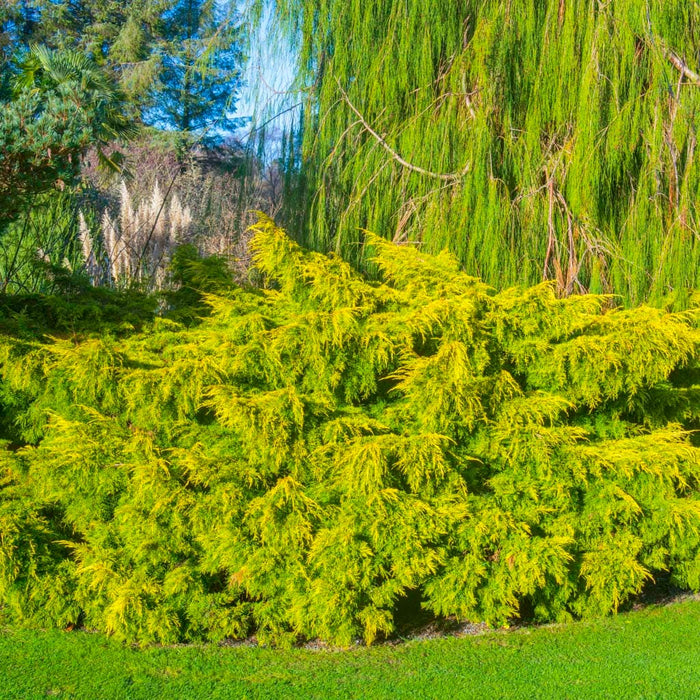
[1,218,700,645]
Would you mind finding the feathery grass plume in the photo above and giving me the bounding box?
[1,217,700,645]
[81,180,194,289]
[78,212,100,285]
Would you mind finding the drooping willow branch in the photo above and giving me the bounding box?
[336,79,470,182]
[663,48,700,85]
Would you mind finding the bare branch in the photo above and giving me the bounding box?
[336,79,470,182]
[242,102,303,139]
[663,48,700,85]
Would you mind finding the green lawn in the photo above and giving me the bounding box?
[1,599,699,699]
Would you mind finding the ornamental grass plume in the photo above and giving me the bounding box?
[80,181,194,289]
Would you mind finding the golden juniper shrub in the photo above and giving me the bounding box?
[1,215,700,645]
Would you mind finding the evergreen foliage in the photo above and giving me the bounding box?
[146,0,245,137]
[2,218,700,646]
[1,0,178,116]
[2,1,247,136]
[0,46,134,223]
[266,0,700,305]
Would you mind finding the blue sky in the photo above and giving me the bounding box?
[235,2,299,141]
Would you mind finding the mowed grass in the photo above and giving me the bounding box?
[1,599,699,699]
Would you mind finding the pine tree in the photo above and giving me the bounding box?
[146,0,244,138]
[0,46,135,224]
[16,0,166,116]
[4,1,246,130]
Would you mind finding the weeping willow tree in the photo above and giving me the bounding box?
[263,0,700,304]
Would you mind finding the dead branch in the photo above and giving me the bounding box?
[663,48,700,85]
[336,79,470,182]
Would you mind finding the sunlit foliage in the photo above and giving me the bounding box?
[268,0,700,304]
[2,218,700,646]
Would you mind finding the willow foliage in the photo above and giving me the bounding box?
[2,217,700,646]
[267,0,700,305]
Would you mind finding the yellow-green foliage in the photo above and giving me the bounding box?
[2,217,700,646]
[269,0,700,305]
